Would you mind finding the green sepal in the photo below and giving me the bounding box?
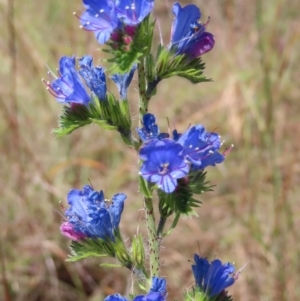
[158,170,213,217]
[131,234,146,269]
[53,104,92,137]
[54,94,135,146]
[67,229,133,270]
[139,176,152,198]
[66,238,115,262]
[113,228,133,269]
[154,45,211,84]
[130,235,149,287]
[188,170,214,195]
[92,93,133,145]
[106,15,155,74]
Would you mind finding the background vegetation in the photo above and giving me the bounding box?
[0,0,299,300]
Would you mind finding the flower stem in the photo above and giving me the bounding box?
[144,197,160,278]
[138,59,148,114]
[138,60,160,279]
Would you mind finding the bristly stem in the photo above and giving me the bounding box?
[138,59,160,279]
[138,58,148,115]
[144,197,160,278]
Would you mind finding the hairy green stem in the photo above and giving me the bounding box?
[138,59,148,114]
[137,60,160,279]
[144,197,160,278]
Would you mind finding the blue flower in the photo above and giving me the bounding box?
[177,125,225,170]
[105,292,165,301]
[61,185,126,241]
[104,294,128,301]
[192,254,236,297]
[78,0,154,44]
[104,277,167,301]
[115,0,154,26]
[150,277,167,295]
[111,64,137,99]
[139,139,189,193]
[79,0,119,44]
[170,2,215,58]
[78,55,107,100]
[133,293,165,301]
[45,56,91,106]
[137,113,169,142]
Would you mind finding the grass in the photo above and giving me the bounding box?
[0,0,300,300]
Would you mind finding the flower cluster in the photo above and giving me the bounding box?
[60,185,126,241]
[138,113,228,193]
[49,1,242,300]
[191,254,237,298]
[43,56,92,106]
[77,0,154,45]
[44,55,136,105]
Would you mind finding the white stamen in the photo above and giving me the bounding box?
[100,9,104,13]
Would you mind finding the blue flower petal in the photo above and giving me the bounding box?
[192,254,210,287]
[139,139,189,193]
[137,113,169,142]
[171,2,201,45]
[170,3,214,58]
[111,65,137,99]
[62,185,126,241]
[79,55,107,100]
[104,294,128,301]
[80,0,118,44]
[109,193,127,228]
[192,254,236,297]
[116,0,154,25]
[150,277,167,294]
[133,292,165,301]
[48,56,91,106]
[178,125,224,169]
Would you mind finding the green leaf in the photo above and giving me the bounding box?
[53,104,92,137]
[139,176,152,198]
[154,46,211,84]
[54,93,135,145]
[158,171,212,217]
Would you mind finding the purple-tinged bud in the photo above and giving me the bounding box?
[186,32,215,58]
[123,35,133,45]
[111,31,122,42]
[125,25,136,36]
[60,222,86,241]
